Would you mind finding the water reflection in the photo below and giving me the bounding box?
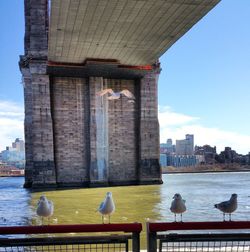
[31,184,162,225]
[1,172,250,248]
[2,173,250,226]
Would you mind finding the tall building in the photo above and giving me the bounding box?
[166,139,172,147]
[176,134,194,155]
[0,138,25,169]
[12,138,25,152]
[160,154,167,167]
[160,138,175,154]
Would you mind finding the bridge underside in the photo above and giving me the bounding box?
[20,0,219,188]
[48,0,220,66]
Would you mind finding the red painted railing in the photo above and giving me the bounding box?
[147,221,250,252]
[0,223,142,252]
[0,223,142,235]
[148,221,250,232]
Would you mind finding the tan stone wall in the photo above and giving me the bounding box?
[23,74,33,186]
[107,79,137,182]
[89,78,137,184]
[21,0,57,188]
[52,77,88,184]
[24,0,48,57]
[22,68,57,188]
[139,72,162,181]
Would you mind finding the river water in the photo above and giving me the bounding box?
[1,172,250,247]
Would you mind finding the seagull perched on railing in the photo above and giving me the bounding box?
[36,195,54,225]
[96,88,135,101]
[214,193,237,221]
[170,193,186,222]
[97,192,115,224]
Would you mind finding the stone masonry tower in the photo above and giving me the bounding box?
[20,0,219,188]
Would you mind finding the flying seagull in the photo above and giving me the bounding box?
[214,193,237,221]
[97,192,115,224]
[36,195,54,225]
[170,193,186,222]
[96,88,135,101]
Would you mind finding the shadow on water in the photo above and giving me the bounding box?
[1,172,250,248]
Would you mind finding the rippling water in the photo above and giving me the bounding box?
[1,172,250,247]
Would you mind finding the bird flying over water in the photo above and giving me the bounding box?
[214,193,237,221]
[170,193,186,222]
[96,88,135,101]
[97,192,115,224]
[36,195,54,225]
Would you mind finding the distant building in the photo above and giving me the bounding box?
[0,138,25,169]
[176,134,194,155]
[160,135,198,167]
[194,145,216,164]
[160,154,167,167]
[247,152,250,165]
[160,138,175,154]
[167,154,197,167]
[217,147,238,164]
[166,138,172,147]
[195,154,206,164]
[12,138,25,152]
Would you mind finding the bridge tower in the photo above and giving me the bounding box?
[20,0,219,188]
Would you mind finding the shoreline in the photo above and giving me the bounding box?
[0,175,24,177]
[163,169,250,174]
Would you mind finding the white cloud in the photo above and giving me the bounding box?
[0,100,24,151]
[159,106,250,155]
[1,101,249,155]
[158,106,199,127]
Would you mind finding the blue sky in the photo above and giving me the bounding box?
[0,1,250,154]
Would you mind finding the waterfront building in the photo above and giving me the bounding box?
[12,138,25,152]
[247,153,250,165]
[176,134,194,155]
[0,164,24,177]
[160,154,167,167]
[195,154,206,164]
[160,139,175,154]
[195,145,216,164]
[166,138,172,147]
[167,154,197,167]
[0,139,25,169]
[218,147,238,164]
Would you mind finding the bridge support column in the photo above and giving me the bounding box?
[21,62,57,188]
[139,71,162,184]
[20,0,56,188]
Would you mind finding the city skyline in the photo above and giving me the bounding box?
[0,1,250,154]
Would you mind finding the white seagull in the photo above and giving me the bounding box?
[214,193,237,221]
[36,195,54,225]
[98,192,115,224]
[96,88,135,101]
[170,193,186,222]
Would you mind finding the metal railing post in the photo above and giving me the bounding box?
[132,232,140,252]
[147,222,157,252]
